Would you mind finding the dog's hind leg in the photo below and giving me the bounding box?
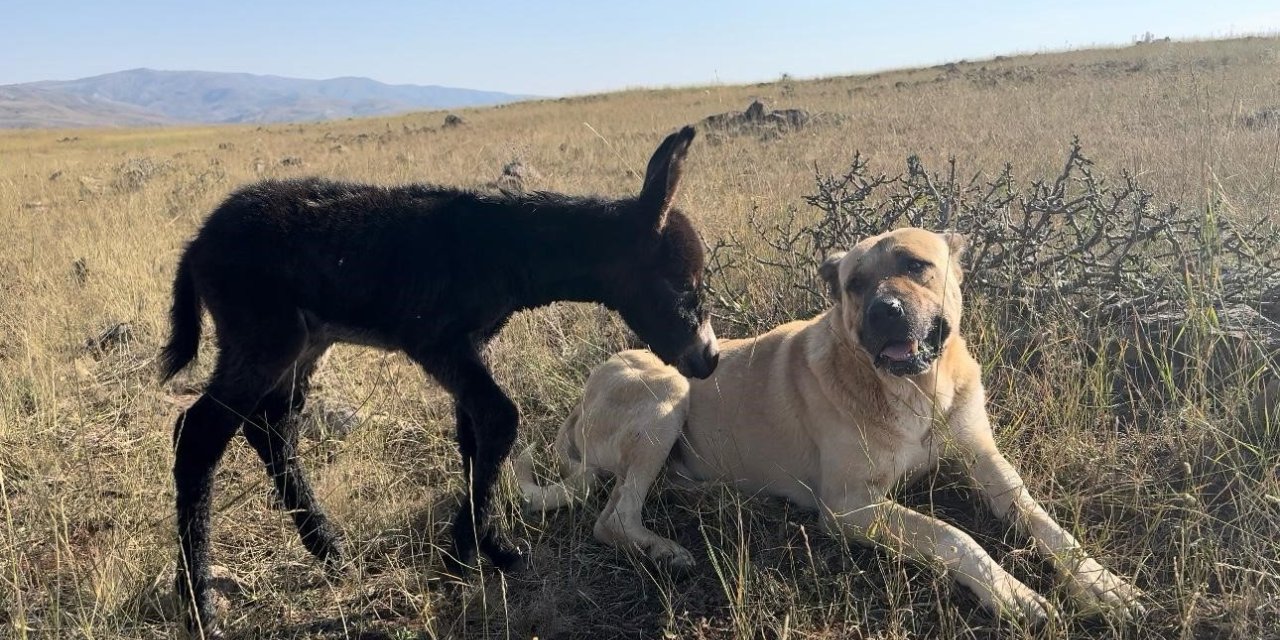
[515,404,598,513]
[592,397,694,570]
[242,341,345,568]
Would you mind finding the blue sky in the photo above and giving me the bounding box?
[4,0,1279,95]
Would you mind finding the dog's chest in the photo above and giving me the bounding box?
[881,380,956,474]
[890,392,946,439]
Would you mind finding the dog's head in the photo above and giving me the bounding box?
[819,229,966,377]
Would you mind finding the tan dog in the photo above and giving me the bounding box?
[516,228,1145,623]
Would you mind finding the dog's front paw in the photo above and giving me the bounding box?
[646,539,695,572]
[983,574,1056,627]
[1065,559,1146,620]
[1006,585,1055,627]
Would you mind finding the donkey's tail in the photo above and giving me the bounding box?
[514,404,596,513]
[159,252,202,381]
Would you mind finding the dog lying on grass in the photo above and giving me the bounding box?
[517,227,1145,624]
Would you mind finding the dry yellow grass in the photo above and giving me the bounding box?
[2,37,1279,639]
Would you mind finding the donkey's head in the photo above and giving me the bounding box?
[609,126,719,379]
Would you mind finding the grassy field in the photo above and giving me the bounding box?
[2,36,1279,639]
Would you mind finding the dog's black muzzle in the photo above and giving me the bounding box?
[862,297,949,376]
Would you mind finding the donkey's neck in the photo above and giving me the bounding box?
[501,200,643,311]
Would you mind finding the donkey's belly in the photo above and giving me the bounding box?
[301,311,402,351]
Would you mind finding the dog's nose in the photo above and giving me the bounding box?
[868,297,906,325]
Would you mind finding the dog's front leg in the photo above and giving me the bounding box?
[970,450,1146,618]
[822,498,1053,624]
[950,387,1146,618]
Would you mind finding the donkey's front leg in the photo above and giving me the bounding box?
[415,346,525,572]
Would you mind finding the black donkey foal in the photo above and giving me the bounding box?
[160,126,718,637]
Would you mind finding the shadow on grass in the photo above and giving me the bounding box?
[223,468,1179,639]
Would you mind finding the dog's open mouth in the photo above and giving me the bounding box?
[875,317,948,376]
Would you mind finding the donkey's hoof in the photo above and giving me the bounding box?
[311,533,345,563]
[484,537,529,573]
[181,606,225,640]
[321,554,350,580]
[184,621,225,640]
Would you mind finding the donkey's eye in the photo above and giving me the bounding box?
[846,276,866,293]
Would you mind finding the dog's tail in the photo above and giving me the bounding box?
[514,404,596,513]
[159,251,202,381]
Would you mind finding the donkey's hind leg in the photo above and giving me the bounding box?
[173,346,303,637]
[449,400,523,569]
[242,341,345,567]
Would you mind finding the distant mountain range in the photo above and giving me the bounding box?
[0,68,537,129]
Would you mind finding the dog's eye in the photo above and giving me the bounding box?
[906,259,930,275]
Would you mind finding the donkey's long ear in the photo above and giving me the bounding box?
[819,251,847,301]
[636,126,696,232]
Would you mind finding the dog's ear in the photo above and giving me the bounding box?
[819,251,846,301]
[942,232,968,283]
[636,126,696,232]
[943,232,968,261]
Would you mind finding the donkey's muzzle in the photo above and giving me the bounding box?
[675,321,719,379]
[677,343,719,379]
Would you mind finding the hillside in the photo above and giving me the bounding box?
[1,36,1278,640]
[0,68,535,128]
[0,84,176,128]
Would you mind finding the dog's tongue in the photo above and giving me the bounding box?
[881,340,918,362]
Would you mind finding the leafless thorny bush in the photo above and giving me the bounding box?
[707,138,1280,345]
